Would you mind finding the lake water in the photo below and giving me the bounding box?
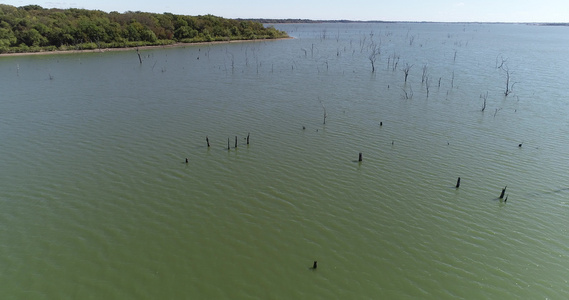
[1,22,569,299]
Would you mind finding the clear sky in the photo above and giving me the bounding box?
[2,0,568,22]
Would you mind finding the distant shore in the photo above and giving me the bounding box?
[0,37,293,57]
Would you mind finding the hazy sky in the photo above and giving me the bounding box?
[3,0,568,22]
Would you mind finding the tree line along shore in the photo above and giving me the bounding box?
[0,4,289,54]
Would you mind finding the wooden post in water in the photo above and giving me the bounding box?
[456,177,461,188]
[247,133,250,145]
[206,136,210,147]
[499,186,507,199]
[227,138,230,150]
[358,152,363,162]
[235,136,238,148]
[312,261,317,269]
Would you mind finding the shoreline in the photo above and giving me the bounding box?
[0,37,293,57]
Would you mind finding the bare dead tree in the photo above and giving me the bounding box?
[368,43,381,73]
[319,97,327,124]
[494,107,502,118]
[402,63,413,83]
[495,54,507,69]
[503,66,516,96]
[409,35,415,46]
[359,35,367,53]
[401,85,414,100]
[495,55,516,96]
[421,64,428,84]
[390,52,400,71]
[228,52,235,73]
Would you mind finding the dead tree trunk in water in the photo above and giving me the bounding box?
[496,55,515,96]
[480,91,488,112]
[425,77,430,98]
[368,43,380,73]
[499,186,507,199]
[421,64,428,84]
[503,68,516,96]
[319,97,327,124]
[402,63,413,83]
[136,48,142,64]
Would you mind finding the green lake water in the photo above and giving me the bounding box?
[1,22,569,299]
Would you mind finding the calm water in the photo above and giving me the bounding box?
[1,22,569,299]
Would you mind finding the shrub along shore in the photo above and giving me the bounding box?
[0,4,289,54]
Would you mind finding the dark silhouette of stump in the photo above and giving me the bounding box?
[235,136,238,148]
[227,138,230,150]
[358,153,363,162]
[185,158,188,163]
[380,122,383,126]
[456,177,461,188]
[312,261,317,269]
[247,133,250,145]
[136,49,142,64]
[499,186,507,199]
[206,136,210,147]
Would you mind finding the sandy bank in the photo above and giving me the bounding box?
[0,37,293,57]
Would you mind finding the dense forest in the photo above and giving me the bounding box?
[0,4,289,54]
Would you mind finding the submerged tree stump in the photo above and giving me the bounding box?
[358,152,363,162]
[499,186,507,199]
[456,177,461,188]
[247,133,250,145]
[206,136,210,147]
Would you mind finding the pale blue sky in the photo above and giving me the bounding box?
[3,0,568,22]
